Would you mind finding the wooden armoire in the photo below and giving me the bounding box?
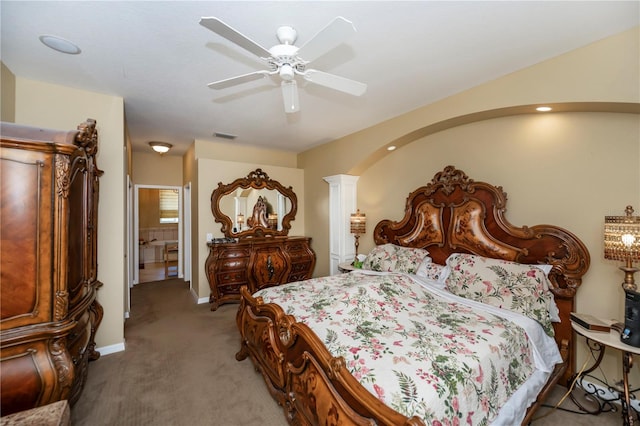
[0,119,103,415]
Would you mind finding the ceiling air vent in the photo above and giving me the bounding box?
[214,132,237,140]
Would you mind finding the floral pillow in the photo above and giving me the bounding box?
[416,259,447,286]
[444,253,556,336]
[362,244,430,274]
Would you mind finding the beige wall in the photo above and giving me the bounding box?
[12,77,126,351]
[299,27,640,384]
[194,139,298,168]
[194,154,305,300]
[1,62,16,122]
[300,27,639,276]
[132,151,183,185]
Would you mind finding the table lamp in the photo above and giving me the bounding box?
[237,213,244,231]
[268,213,278,230]
[604,205,640,290]
[350,209,366,262]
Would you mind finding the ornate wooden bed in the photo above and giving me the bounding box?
[236,165,590,425]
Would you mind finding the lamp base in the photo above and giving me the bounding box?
[353,233,361,258]
[620,265,639,292]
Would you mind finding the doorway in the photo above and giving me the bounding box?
[133,185,183,285]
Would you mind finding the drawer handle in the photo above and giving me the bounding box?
[266,255,275,280]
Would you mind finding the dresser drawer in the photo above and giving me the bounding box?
[252,247,287,288]
[217,283,242,296]
[290,261,311,274]
[286,241,307,251]
[215,270,247,285]
[67,311,91,365]
[217,258,248,271]
[218,247,251,259]
[0,321,75,416]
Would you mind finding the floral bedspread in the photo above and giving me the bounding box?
[256,271,541,426]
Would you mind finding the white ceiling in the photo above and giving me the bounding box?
[1,1,638,156]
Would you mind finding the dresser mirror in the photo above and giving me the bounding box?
[211,168,297,238]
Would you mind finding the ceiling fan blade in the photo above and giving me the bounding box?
[303,69,367,96]
[208,71,270,90]
[298,16,356,62]
[281,80,300,113]
[200,17,271,58]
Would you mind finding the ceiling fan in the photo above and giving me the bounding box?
[199,16,367,113]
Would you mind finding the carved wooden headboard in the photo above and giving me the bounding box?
[373,165,590,382]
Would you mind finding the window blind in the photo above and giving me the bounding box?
[159,189,178,223]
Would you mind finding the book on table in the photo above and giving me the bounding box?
[570,312,611,332]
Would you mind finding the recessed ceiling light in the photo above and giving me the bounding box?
[536,106,552,112]
[387,145,396,151]
[39,35,81,54]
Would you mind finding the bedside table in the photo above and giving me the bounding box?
[570,318,640,425]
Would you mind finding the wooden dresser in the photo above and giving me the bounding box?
[206,236,315,310]
[0,120,103,415]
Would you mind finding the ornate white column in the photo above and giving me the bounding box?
[323,174,359,275]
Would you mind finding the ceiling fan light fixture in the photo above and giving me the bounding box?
[281,80,300,113]
[149,141,172,154]
[200,16,366,114]
[279,64,295,81]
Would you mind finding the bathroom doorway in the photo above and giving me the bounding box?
[133,185,183,285]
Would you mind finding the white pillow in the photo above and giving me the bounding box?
[537,264,553,276]
[416,258,447,288]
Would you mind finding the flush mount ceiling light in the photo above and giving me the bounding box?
[149,141,172,154]
[39,35,81,54]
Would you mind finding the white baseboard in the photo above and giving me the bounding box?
[579,378,640,412]
[191,288,209,304]
[95,341,126,356]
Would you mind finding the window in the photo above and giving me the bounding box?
[159,189,179,223]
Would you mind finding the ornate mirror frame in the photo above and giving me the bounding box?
[211,168,298,238]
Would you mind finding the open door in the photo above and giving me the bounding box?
[133,185,184,284]
[125,175,133,318]
[183,182,192,287]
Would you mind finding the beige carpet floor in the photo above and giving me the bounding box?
[71,278,629,425]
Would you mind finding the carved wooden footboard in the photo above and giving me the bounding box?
[236,286,425,426]
[235,288,289,407]
[236,284,571,426]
